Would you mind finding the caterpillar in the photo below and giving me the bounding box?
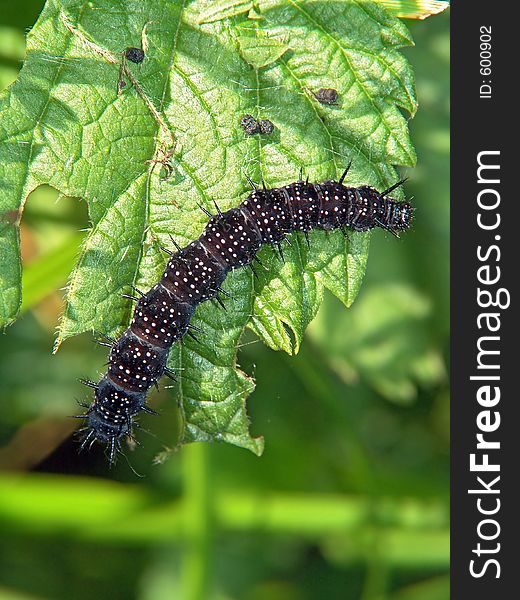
[76,167,413,461]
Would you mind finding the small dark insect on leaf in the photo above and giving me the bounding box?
[240,115,275,136]
[125,47,145,64]
[258,119,274,135]
[314,88,339,105]
[240,114,259,135]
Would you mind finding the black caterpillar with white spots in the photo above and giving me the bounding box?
[77,167,413,461]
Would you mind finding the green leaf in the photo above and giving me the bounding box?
[169,269,264,454]
[196,0,450,24]
[197,0,255,24]
[0,0,416,453]
[309,284,447,404]
[376,0,450,21]
[235,23,289,68]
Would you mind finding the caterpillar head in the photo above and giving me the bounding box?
[388,200,414,232]
[77,378,145,462]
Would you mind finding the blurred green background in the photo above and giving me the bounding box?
[0,3,449,599]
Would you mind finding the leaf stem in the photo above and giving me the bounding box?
[181,443,213,600]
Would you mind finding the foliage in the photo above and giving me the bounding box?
[0,0,417,452]
[0,2,449,599]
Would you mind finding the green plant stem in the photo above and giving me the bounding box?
[181,443,213,600]
[20,232,84,313]
[0,474,448,568]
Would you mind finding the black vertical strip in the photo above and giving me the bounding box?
[451,2,516,596]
